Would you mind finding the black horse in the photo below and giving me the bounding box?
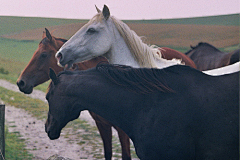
[45,64,239,160]
[185,42,238,71]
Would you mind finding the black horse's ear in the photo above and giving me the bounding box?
[45,28,52,41]
[102,5,110,20]
[49,68,58,85]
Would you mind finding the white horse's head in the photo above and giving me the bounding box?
[56,5,183,69]
[56,5,113,68]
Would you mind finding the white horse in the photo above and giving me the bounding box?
[56,5,182,69]
[56,5,239,76]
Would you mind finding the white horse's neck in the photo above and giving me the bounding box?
[104,23,140,68]
[104,17,182,69]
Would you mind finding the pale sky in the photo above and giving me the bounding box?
[0,0,239,20]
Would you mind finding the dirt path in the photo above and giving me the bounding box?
[0,79,96,159]
[4,104,92,160]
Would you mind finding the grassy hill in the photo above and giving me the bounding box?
[0,14,238,36]
[1,14,239,48]
[0,16,83,36]
[126,14,239,26]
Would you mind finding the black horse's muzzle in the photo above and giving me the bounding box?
[45,113,61,140]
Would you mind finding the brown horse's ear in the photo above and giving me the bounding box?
[49,68,58,85]
[95,5,101,13]
[102,5,110,20]
[45,28,52,41]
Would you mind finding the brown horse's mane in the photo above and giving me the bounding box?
[96,64,175,94]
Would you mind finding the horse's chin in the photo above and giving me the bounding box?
[64,61,74,70]
[47,131,61,140]
[19,87,33,94]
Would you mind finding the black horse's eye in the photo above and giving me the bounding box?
[87,28,96,34]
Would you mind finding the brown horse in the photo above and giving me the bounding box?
[160,47,196,68]
[17,28,131,160]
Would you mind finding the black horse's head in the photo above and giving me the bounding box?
[45,68,81,140]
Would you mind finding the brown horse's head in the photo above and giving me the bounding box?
[16,28,66,94]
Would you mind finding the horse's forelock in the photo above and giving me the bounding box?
[39,37,50,45]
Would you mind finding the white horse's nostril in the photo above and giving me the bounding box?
[56,52,65,67]
[56,52,62,61]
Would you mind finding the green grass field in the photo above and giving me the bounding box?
[5,127,33,160]
[0,16,84,36]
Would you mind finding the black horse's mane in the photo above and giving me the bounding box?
[59,63,199,94]
[96,64,176,94]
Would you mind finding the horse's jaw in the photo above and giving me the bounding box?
[56,46,100,68]
[45,114,62,140]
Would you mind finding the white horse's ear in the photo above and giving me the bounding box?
[95,5,101,13]
[102,5,110,20]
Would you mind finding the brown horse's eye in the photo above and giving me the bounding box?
[41,52,48,58]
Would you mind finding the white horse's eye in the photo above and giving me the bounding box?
[87,28,96,34]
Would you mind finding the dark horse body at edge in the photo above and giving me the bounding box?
[46,64,239,160]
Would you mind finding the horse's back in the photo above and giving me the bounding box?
[229,49,239,65]
[185,43,234,70]
[160,47,197,69]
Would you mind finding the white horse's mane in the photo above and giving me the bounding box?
[85,13,182,68]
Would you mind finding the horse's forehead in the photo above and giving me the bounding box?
[85,14,107,28]
[38,42,56,52]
